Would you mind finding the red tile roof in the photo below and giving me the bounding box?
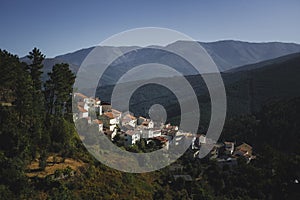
[153,136,168,143]
[93,119,103,124]
[74,93,88,99]
[125,130,136,136]
[77,105,88,113]
[104,112,114,119]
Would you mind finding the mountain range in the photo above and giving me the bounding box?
[21,40,300,84]
[19,40,300,127]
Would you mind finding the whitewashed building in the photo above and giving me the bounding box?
[124,130,141,146]
[93,119,103,132]
[104,112,117,131]
[121,113,137,128]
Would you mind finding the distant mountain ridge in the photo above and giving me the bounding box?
[225,52,300,73]
[20,40,300,83]
[199,40,300,71]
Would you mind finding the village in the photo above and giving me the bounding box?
[73,93,256,166]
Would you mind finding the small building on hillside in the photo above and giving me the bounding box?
[104,129,117,140]
[78,106,88,118]
[224,142,235,155]
[233,143,255,163]
[103,112,117,131]
[93,119,103,132]
[112,109,122,123]
[121,112,137,128]
[124,130,141,146]
[141,120,154,129]
[141,129,154,139]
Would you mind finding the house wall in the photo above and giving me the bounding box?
[128,119,136,127]
[95,105,102,116]
[79,112,88,118]
[111,129,117,140]
[110,118,117,125]
[148,121,154,129]
[110,124,116,131]
[98,124,103,132]
[153,130,161,137]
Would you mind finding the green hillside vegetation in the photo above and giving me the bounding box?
[1,49,300,199]
[96,53,300,132]
[224,52,300,116]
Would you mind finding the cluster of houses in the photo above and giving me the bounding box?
[73,92,255,165]
[73,93,182,148]
[192,134,256,167]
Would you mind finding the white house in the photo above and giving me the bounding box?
[104,112,117,131]
[93,119,103,132]
[152,129,162,137]
[105,129,117,140]
[83,102,90,112]
[142,120,154,129]
[78,106,88,118]
[112,109,122,124]
[93,104,102,116]
[141,129,154,139]
[124,130,141,146]
[121,113,137,128]
[224,142,235,155]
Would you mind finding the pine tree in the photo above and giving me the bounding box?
[15,62,34,126]
[26,48,49,158]
[45,63,75,118]
[26,48,45,91]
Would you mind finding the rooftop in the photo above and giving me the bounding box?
[104,112,114,119]
[93,119,103,124]
[77,106,88,113]
[74,92,88,99]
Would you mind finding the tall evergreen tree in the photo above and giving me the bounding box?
[44,63,75,152]
[26,48,45,91]
[0,50,19,103]
[45,63,75,118]
[15,62,34,126]
[26,48,49,158]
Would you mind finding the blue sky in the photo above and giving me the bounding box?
[1,0,299,57]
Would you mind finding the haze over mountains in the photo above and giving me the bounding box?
[199,40,300,71]
[97,52,300,129]
[21,40,300,84]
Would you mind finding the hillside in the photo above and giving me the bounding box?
[226,52,300,73]
[94,53,300,129]
[2,47,300,200]
[20,40,300,85]
[224,52,300,115]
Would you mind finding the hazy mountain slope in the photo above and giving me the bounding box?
[22,40,300,83]
[95,53,300,129]
[55,47,94,66]
[199,40,300,71]
[225,52,300,115]
[225,52,300,73]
